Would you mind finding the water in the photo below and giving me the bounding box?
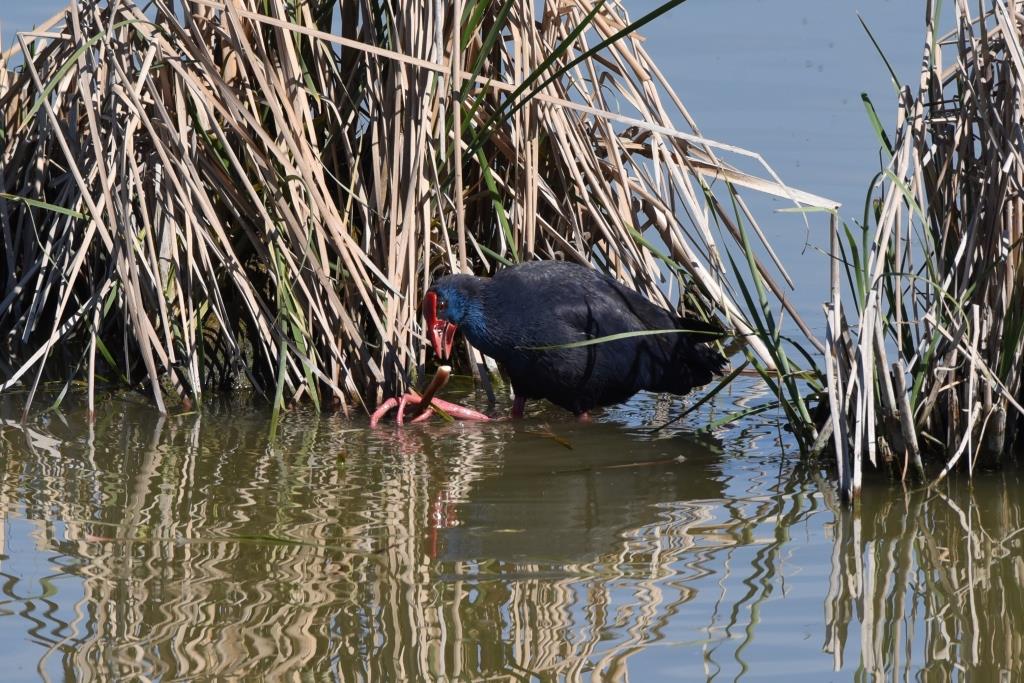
[4,1,1022,680]
[1,391,1022,680]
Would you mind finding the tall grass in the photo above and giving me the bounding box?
[827,0,1024,498]
[0,0,834,420]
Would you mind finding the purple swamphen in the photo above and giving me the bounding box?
[423,260,726,419]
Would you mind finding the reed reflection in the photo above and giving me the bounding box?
[0,393,895,680]
[824,472,1024,679]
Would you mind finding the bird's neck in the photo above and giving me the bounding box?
[456,282,498,355]
[459,298,489,344]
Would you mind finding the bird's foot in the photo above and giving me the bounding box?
[370,366,491,427]
[576,411,592,423]
[370,392,492,426]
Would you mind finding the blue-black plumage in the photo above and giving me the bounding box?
[423,261,726,417]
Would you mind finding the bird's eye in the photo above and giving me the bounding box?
[438,300,447,312]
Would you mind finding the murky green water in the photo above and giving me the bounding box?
[1,386,1021,681]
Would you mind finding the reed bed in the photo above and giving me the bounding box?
[826,0,1024,497]
[0,0,832,421]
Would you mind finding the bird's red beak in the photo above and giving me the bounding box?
[422,291,457,360]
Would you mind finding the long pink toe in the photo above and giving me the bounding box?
[370,397,398,427]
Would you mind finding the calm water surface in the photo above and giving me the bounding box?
[4,1,1023,681]
[1,387,1023,680]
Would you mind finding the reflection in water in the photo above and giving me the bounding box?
[824,474,1024,680]
[0,391,1021,680]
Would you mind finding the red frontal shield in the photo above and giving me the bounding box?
[422,291,457,360]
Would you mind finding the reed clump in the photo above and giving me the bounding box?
[826,0,1024,498]
[0,0,830,419]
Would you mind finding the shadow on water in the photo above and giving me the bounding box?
[0,391,1021,680]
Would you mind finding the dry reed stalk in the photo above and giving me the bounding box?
[1,0,832,419]
[829,0,1024,487]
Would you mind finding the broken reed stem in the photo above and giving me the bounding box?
[406,364,452,420]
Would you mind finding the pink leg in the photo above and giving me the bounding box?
[410,407,435,423]
[370,389,489,426]
[576,411,591,422]
[398,394,444,424]
[511,395,526,419]
[370,397,399,427]
[428,397,491,421]
[396,395,410,425]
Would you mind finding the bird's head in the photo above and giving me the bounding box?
[422,274,484,360]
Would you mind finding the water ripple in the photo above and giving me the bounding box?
[0,394,1021,679]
